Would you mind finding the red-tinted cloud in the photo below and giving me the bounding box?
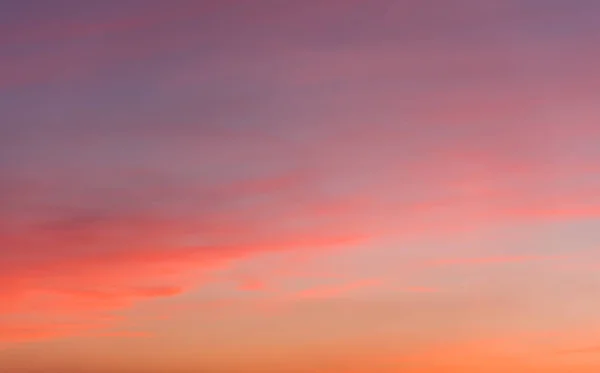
[0,168,377,343]
[2,141,598,344]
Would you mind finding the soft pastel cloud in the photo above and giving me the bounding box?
[293,279,383,300]
[429,255,568,267]
[555,346,600,355]
[0,163,382,343]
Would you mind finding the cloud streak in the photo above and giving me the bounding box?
[0,166,377,343]
[293,279,383,300]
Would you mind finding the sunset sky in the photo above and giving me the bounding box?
[2,1,600,372]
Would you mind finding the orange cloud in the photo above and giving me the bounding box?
[555,346,600,355]
[0,321,109,344]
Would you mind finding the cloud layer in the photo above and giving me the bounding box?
[2,2,600,372]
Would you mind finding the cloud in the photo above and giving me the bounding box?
[293,279,382,300]
[236,278,268,292]
[555,346,600,355]
[92,330,153,339]
[1,117,597,345]
[429,255,568,267]
[0,165,378,344]
[0,321,108,344]
[3,0,600,349]
[401,287,439,293]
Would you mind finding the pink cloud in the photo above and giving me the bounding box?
[401,287,439,293]
[236,278,268,292]
[4,141,596,345]
[429,255,569,267]
[0,168,379,343]
[293,279,382,300]
[2,0,600,351]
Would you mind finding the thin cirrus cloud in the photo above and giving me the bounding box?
[2,96,600,344]
[0,168,375,342]
[428,255,569,267]
[292,279,383,300]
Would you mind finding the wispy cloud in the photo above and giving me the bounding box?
[293,279,383,300]
[2,0,600,361]
[429,255,569,267]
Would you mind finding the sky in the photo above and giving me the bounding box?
[2,0,600,372]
